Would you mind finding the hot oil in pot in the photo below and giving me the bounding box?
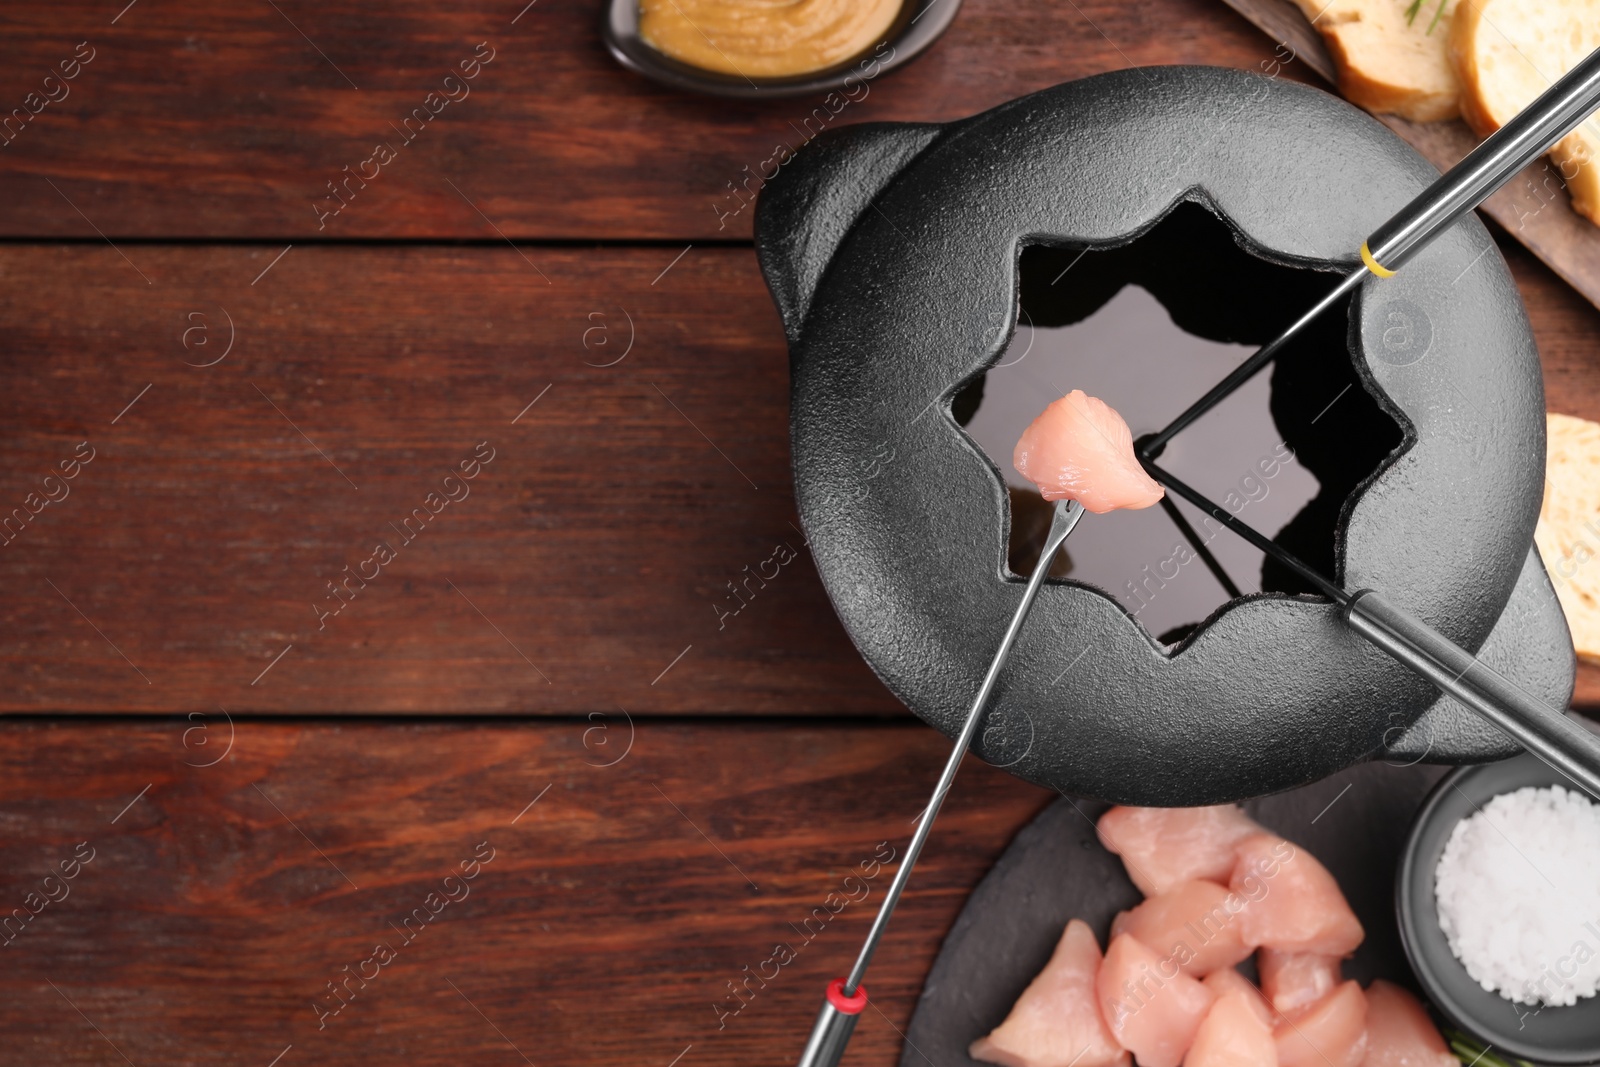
[955,202,1404,646]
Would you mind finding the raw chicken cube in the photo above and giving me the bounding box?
[1202,969,1277,1029]
[1231,834,1364,956]
[1258,950,1342,1015]
[1185,991,1279,1067]
[1111,880,1254,977]
[1099,805,1263,897]
[1098,932,1218,1067]
[1274,980,1368,1067]
[1013,390,1164,514]
[970,919,1131,1067]
[1360,980,1456,1067]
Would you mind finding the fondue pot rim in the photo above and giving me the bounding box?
[764,65,1565,803]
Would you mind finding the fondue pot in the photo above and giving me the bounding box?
[755,66,1575,807]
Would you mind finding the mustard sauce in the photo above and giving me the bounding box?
[639,0,902,78]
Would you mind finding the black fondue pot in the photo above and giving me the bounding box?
[754,66,1573,805]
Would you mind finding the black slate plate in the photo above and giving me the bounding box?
[902,760,1446,1067]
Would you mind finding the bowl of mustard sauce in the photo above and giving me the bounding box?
[602,0,961,99]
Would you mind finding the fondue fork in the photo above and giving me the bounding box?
[1141,457,1600,801]
[795,498,1085,1067]
[1142,43,1600,460]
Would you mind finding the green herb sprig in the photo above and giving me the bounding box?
[1403,0,1450,34]
[1445,1027,1537,1067]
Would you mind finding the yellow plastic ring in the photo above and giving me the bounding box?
[1360,241,1396,278]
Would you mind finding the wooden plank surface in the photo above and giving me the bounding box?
[1212,0,1600,315]
[3,240,1600,713]
[0,0,1312,240]
[0,719,1050,1066]
[6,4,1599,1067]
[0,243,898,713]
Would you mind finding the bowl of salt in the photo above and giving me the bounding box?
[1399,750,1600,1064]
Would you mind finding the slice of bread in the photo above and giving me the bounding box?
[1451,0,1600,224]
[1535,412,1600,663]
[1287,0,1462,121]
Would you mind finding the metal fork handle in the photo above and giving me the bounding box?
[795,499,1085,1067]
[1346,588,1600,798]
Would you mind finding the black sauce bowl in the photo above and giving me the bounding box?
[600,0,961,100]
[1398,752,1600,1064]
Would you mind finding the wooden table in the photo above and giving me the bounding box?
[3,2,1599,1064]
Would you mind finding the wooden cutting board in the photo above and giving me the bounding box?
[1217,0,1600,313]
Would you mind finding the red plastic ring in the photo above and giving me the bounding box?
[826,977,869,1014]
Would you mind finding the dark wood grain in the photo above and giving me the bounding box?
[0,719,1051,1066]
[3,241,1599,713]
[0,0,1314,240]
[0,244,902,714]
[4,4,1597,1067]
[1214,0,1333,77]
[1212,0,1600,314]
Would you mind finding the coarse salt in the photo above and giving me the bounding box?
[1435,784,1600,1006]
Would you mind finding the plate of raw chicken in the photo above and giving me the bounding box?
[901,761,1467,1067]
